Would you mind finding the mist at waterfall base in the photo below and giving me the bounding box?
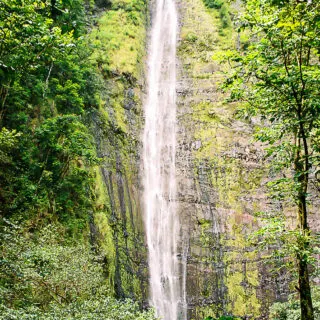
[142,0,187,319]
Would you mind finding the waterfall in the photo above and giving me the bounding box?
[142,0,185,319]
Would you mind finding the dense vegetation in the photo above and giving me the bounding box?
[0,223,155,319]
[1,0,319,319]
[0,0,99,227]
[0,0,154,318]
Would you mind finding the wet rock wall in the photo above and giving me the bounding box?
[176,0,291,318]
[87,0,149,303]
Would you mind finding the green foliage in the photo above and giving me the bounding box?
[0,223,103,306]
[270,289,320,320]
[0,0,74,72]
[89,0,147,78]
[249,212,319,276]
[202,0,231,29]
[0,128,21,206]
[0,0,148,314]
[0,298,156,320]
[34,115,97,166]
[0,221,156,319]
[220,0,320,318]
[204,316,241,320]
[0,115,99,233]
[219,4,231,28]
[50,0,87,36]
[0,0,101,230]
[30,115,99,227]
[203,0,224,8]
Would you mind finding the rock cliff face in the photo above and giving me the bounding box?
[175,0,291,318]
[87,0,149,303]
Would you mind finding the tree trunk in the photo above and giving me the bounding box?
[298,254,314,320]
[297,197,314,320]
[296,169,314,320]
[295,132,314,320]
[50,0,58,20]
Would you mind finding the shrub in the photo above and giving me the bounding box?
[219,4,231,29]
[203,0,224,9]
[0,222,156,320]
[0,298,156,320]
[269,290,320,320]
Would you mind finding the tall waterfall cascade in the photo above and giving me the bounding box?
[142,0,186,319]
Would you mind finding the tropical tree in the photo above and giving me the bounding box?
[0,0,100,224]
[222,1,320,319]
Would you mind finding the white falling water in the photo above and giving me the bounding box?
[142,0,185,319]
